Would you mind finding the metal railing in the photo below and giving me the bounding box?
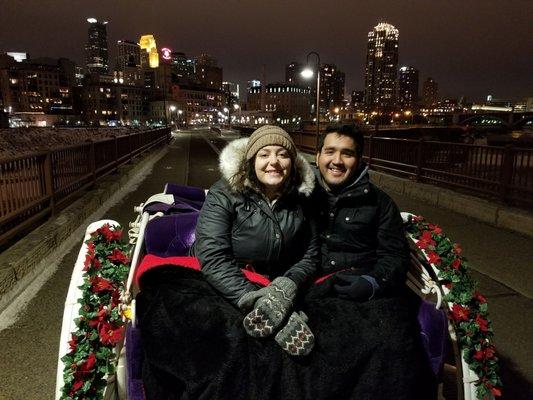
[0,127,171,247]
[290,131,533,208]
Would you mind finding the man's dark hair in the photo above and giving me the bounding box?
[317,124,364,157]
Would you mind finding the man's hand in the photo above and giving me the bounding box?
[333,272,375,301]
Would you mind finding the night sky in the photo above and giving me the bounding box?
[1,0,531,101]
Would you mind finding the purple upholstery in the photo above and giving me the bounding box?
[164,183,206,208]
[144,212,199,257]
[126,323,145,400]
[417,300,448,377]
[143,198,199,214]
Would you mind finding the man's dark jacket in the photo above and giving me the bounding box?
[313,164,409,293]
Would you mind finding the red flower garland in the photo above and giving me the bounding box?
[60,224,130,400]
[406,215,502,399]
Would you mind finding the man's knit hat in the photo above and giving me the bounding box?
[245,125,297,160]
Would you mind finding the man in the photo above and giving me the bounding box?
[314,124,409,299]
[308,124,436,399]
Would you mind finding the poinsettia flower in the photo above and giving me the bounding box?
[70,379,84,396]
[108,248,129,264]
[475,314,489,332]
[451,304,469,322]
[110,289,121,308]
[490,386,502,397]
[432,225,442,235]
[68,334,77,353]
[474,346,495,361]
[99,322,125,345]
[417,231,436,250]
[451,258,461,270]
[86,241,95,255]
[97,224,123,242]
[79,353,97,374]
[90,276,114,293]
[453,244,462,255]
[88,307,107,328]
[473,292,487,303]
[427,251,441,266]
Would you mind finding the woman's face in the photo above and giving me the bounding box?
[254,145,292,193]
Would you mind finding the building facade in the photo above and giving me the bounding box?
[398,66,419,109]
[247,83,310,119]
[364,22,399,110]
[422,77,439,106]
[195,54,223,90]
[85,18,109,74]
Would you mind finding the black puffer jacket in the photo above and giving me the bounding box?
[314,164,409,293]
[193,138,319,306]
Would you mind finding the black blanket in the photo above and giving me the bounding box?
[137,266,436,400]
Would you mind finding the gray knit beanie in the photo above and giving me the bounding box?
[245,125,297,160]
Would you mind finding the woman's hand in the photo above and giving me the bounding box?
[240,277,297,337]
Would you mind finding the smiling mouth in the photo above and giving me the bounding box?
[328,166,346,175]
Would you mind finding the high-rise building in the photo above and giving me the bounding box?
[116,40,140,70]
[171,52,195,81]
[285,62,305,86]
[195,54,222,90]
[364,22,399,110]
[398,66,419,109]
[85,18,109,74]
[320,64,345,111]
[422,77,439,106]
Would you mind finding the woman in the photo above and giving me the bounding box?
[137,125,319,399]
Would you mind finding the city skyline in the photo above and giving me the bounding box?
[0,0,531,101]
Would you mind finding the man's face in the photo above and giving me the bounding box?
[316,133,359,188]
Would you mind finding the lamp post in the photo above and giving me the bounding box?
[301,51,321,151]
[177,109,183,128]
[169,105,176,127]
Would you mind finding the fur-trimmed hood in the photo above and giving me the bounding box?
[219,137,315,196]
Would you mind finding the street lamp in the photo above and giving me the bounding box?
[301,51,321,150]
[169,105,176,126]
[177,109,183,128]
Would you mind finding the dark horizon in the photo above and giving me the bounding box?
[1,0,532,101]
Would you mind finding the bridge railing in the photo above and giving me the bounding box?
[290,131,533,208]
[0,127,171,247]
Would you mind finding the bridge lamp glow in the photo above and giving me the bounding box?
[223,107,229,113]
[301,68,314,79]
[169,105,176,112]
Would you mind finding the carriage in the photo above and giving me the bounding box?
[55,182,501,400]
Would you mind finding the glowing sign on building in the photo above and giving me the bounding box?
[139,35,159,68]
[161,48,172,61]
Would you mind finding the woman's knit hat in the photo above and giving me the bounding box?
[245,125,297,160]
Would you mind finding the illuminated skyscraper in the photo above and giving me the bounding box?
[422,77,439,106]
[117,40,140,69]
[85,18,109,74]
[364,22,399,109]
[398,66,419,108]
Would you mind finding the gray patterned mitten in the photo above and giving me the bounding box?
[242,277,297,338]
[274,311,315,356]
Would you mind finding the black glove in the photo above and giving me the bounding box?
[239,277,297,338]
[333,272,375,301]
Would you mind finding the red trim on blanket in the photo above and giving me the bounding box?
[135,254,272,287]
[135,254,338,287]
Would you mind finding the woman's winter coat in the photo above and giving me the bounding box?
[193,137,319,305]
